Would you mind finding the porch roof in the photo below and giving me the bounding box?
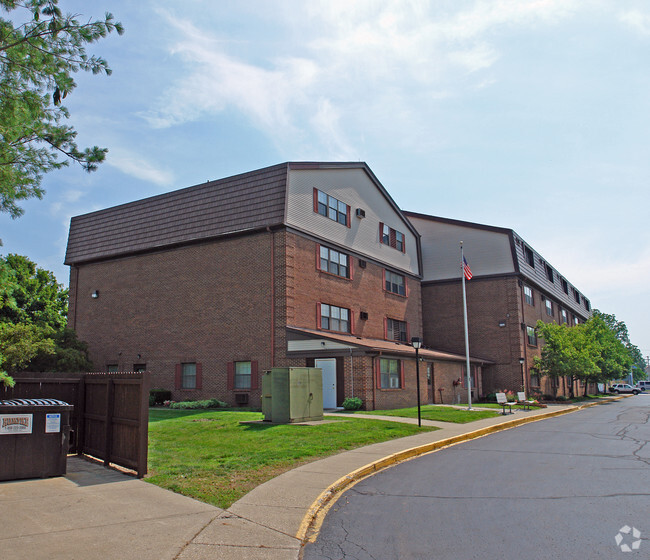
[286,327,493,364]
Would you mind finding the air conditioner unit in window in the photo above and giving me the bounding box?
[360,311,369,320]
[390,377,399,389]
[356,208,366,218]
[358,259,367,268]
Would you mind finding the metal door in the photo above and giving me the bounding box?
[315,358,337,409]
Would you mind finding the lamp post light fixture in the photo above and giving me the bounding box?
[412,337,422,427]
[519,357,525,392]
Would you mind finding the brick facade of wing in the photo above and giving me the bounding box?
[404,212,593,398]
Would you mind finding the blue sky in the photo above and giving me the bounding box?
[2,0,649,358]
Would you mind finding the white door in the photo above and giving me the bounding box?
[315,358,337,409]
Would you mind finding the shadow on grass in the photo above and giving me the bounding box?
[148,407,262,423]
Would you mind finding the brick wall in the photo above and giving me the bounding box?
[421,276,576,398]
[68,232,276,406]
[285,231,422,340]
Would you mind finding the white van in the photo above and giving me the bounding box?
[636,380,650,392]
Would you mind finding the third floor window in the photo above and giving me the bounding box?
[315,189,350,226]
[385,270,406,296]
[319,246,350,279]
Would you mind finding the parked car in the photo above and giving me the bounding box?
[608,383,641,395]
[636,380,650,392]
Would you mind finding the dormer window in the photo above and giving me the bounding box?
[524,245,534,267]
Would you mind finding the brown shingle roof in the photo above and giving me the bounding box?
[287,327,494,363]
[65,163,289,264]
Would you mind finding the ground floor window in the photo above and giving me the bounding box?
[235,361,251,389]
[380,358,401,389]
[181,362,196,389]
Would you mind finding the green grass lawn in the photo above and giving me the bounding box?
[146,408,435,509]
[351,404,500,423]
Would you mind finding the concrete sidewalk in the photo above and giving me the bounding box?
[0,400,617,559]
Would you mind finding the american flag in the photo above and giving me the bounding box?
[463,256,473,280]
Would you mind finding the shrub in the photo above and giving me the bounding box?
[555,395,569,401]
[168,398,228,410]
[342,397,363,410]
[150,388,172,406]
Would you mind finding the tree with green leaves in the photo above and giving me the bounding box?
[534,321,599,398]
[592,310,646,382]
[0,253,92,386]
[535,311,642,398]
[0,0,123,218]
[0,253,67,328]
[582,313,632,395]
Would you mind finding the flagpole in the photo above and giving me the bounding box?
[461,242,472,411]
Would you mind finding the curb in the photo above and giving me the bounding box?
[296,396,625,544]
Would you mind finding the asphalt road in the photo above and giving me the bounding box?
[303,396,650,560]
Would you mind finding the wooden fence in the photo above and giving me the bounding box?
[1,372,150,478]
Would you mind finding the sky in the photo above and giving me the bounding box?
[1,0,649,359]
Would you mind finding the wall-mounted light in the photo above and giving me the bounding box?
[498,321,506,328]
[91,290,99,299]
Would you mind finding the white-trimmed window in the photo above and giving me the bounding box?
[526,326,537,346]
[379,223,406,252]
[319,246,350,278]
[234,361,251,389]
[385,270,406,296]
[386,318,408,342]
[561,309,568,324]
[319,303,351,333]
[315,189,349,226]
[181,362,196,389]
[545,299,553,317]
[379,358,401,389]
[524,285,534,306]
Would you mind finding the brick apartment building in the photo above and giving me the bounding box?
[404,212,592,398]
[65,163,486,410]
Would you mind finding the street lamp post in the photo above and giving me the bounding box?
[412,337,422,427]
[519,357,525,394]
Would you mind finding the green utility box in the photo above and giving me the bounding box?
[262,368,323,423]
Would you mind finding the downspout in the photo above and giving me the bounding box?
[71,265,79,330]
[372,351,383,411]
[518,278,528,395]
[267,227,275,367]
[349,347,354,398]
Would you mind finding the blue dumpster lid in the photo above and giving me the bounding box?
[0,398,70,406]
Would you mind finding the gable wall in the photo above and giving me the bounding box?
[286,168,419,276]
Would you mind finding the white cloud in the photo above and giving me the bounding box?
[618,9,650,34]
[106,150,174,187]
[143,1,579,157]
